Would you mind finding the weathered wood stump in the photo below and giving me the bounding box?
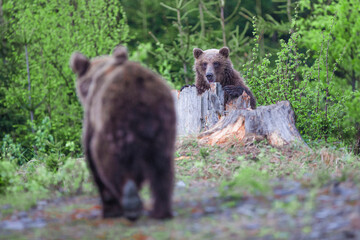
[198,100,305,147]
[174,83,307,148]
[172,83,224,136]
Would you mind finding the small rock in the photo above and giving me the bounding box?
[176,181,186,188]
[244,223,260,230]
[21,217,33,224]
[1,204,12,210]
[37,200,48,210]
[26,219,46,229]
[89,209,101,219]
[236,206,253,217]
[273,188,297,197]
[2,221,25,231]
[326,221,342,231]
[204,206,217,214]
[315,209,332,219]
[17,211,28,219]
[254,207,267,216]
[309,230,321,239]
[191,211,203,219]
[335,199,345,207]
[211,192,220,198]
[317,195,332,202]
[37,200,47,206]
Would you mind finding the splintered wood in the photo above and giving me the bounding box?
[172,83,224,136]
[174,83,306,147]
[199,101,305,147]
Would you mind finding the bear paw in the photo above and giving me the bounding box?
[180,84,195,92]
[223,85,245,98]
[122,180,143,221]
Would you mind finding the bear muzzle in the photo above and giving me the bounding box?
[206,73,215,82]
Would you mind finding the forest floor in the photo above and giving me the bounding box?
[1,137,360,240]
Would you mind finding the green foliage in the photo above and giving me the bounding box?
[33,117,54,154]
[200,147,210,159]
[0,0,359,198]
[273,196,302,216]
[1,0,130,160]
[243,10,352,144]
[124,0,268,88]
[298,0,360,87]
[0,192,48,214]
[0,160,16,194]
[220,163,271,199]
[54,158,94,195]
[2,157,93,196]
[1,134,27,165]
[0,0,356,158]
[297,0,360,143]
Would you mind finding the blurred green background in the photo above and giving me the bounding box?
[0,0,359,165]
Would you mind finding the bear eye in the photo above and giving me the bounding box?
[202,62,207,69]
[213,62,220,68]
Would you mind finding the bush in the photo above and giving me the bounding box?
[1,134,27,165]
[243,14,350,145]
[1,156,93,197]
[54,158,94,195]
[0,160,16,194]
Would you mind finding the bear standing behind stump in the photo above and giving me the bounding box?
[193,47,257,109]
[70,46,176,220]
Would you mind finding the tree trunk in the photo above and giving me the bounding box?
[25,43,35,134]
[199,1,205,39]
[354,123,360,155]
[220,3,226,46]
[174,84,307,148]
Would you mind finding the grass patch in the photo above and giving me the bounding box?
[176,135,360,201]
[0,157,96,217]
[220,165,271,199]
[0,191,49,215]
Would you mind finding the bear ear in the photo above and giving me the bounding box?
[193,48,204,59]
[113,45,128,65]
[219,47,230,58]
[70,52,90,76]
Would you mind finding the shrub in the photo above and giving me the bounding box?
[0,160,16,194]
[243,14,349,145]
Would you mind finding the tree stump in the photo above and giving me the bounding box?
[174,83,307,148]
[173,83,224,136]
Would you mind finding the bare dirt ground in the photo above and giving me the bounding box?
[1,138,360,240]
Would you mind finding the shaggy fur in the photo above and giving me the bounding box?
[70,46,176,220]
[193,47,256,109]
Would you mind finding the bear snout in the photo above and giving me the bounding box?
[206,73,215,82]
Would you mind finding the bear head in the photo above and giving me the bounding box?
[70,46,128,105]
[193,47,232,84]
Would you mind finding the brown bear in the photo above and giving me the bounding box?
[70,46,176,221]
[193,47,256,109]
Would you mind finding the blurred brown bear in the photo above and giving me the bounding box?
[70,46,176,220]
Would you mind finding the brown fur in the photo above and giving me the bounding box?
[70,46,176,220]
[193,47,256,109]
